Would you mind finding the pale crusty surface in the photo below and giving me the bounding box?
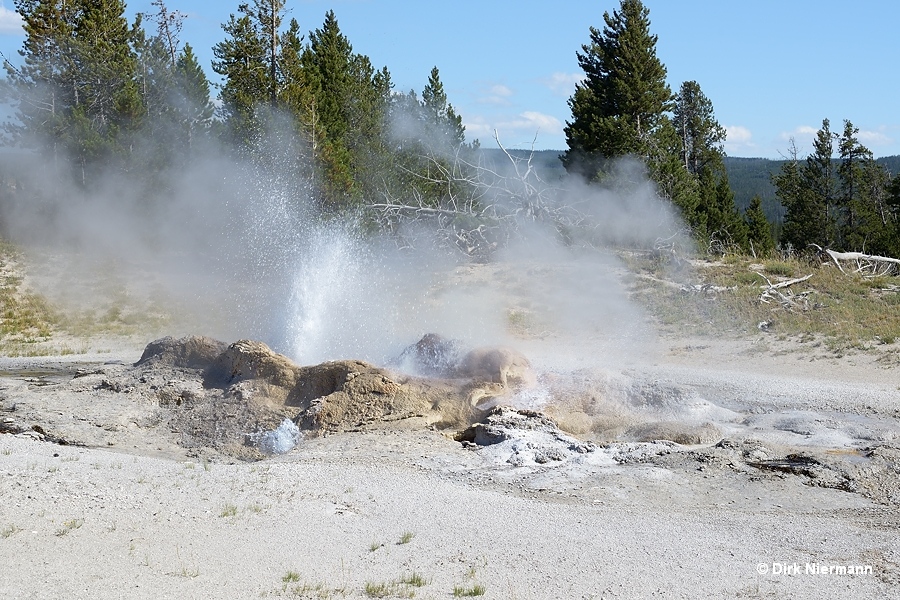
[1,330,899,599]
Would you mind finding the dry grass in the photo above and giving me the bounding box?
[624,250,900,352]
[0,239,171,355]
[0,240,57,354]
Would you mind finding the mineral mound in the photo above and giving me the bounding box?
[131,335,488,458]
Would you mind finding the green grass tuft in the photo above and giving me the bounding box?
[453,584,486,597]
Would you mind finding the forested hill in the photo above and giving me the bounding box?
[724,156,900,224]
[482,150,900,226]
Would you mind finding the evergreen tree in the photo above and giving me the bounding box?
[3,0,77,171]
[835,119,893,252]
[855,158,893,254]
[249,0,286,107]
[212,6,268,149]
[673,81,725,177]
[774,140,818,251]
[775,120,842,252]
[132,5,212,174]
[670,79,743,248]
[300,10,391,208]
[277,18,309,122]
[4,0,143,186]
[562,0,673,178]
[744,195,774,256]
[173,44,215,155]
[802,119,838,247]
[708,171,747,250]
[148,0,183,68]
[887,174,900,256]
[132,14,177,173]
[837,119,866,248]
[421,67,465,151]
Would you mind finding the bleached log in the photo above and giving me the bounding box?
[810,244,900,276]
[824,249,900,266]
[756,273,813,290]
[756,272,814,310]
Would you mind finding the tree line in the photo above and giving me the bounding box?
[2,0,898,258]
[1,0,469,214]
[559,0,900,258]
[772,119,900,257]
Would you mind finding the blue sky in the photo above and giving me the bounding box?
[1,0,898,158]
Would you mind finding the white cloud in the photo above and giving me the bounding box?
[725,125,752,144]
[478,84,514,106]
[463,111,563,146]
[857,128,892,148]
[462,115,492,140]
[723,125,755,156]
[543,72,583,97]
[776,125,893,155]
[503,111,562,133]
[0,4,23,36]
[779,125,818,142]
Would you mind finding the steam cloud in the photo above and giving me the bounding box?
[0,108,690,369]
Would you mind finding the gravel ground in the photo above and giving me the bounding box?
[1,332,899,599]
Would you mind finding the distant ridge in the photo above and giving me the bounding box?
[477,148,900,226]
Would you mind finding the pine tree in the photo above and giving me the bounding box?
[212,6,268,149]
[249,0,286,107]
[887,174,900,256]
[3,1,76,169]
[673,81,725,177]
[173,44,214,155]
[836,119,892,252]
[132,13,177,173]
[744,195,774,256]
[670,79,740,247]
[149,0,183,68]
[277,18,309,121]
[855,159,893,254]
[802,119,838,247]
[562,0,673,178]
[132,5,212,174]
[421,67,465,151]
[5,0,143,186]
[300,10,391,208]
[774,140,818,252]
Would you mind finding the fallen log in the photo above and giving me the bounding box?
[756,272,814,310]
[810,245,900,277]
[757,273,813,290]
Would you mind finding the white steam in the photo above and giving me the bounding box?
[0,105,691,370]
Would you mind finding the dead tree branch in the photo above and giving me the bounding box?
[368,131,580,259]
[756,272,814,310]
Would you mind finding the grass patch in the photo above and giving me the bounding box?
[625,251,900,349]
[278,580,347,598]
[1,524,20,538]
[397,531,415,545]
[0,239,178,355]
[362,572,429,598]
[398,572,428,588]
[55,518,83,537]
[763,260,795,277]
[219,503,238,518]
[364,581,415,599]
[452,584,486,597]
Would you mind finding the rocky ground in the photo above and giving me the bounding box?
[1,326,899,599]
